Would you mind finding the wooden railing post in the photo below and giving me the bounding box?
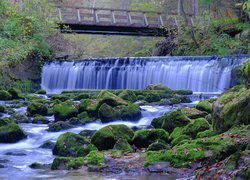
[77,8,81,22]
[143,12,148,27]
[111,10,116,24]
[94,9,99,23]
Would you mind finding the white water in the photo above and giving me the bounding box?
[41,56,248,94]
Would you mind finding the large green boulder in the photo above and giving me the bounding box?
[78,99,98,116]
[97,91,128,107]
[53,102,78,121]
[98,103,119,122]
[114,102,141,120]
[145,92,161,103]
[212,87,250,133]
[91,125,134,150]
[53,132,90,157]
[118,90,137,102]
[183,118,210,138]
[196,100,212,113]
[147,141,170,151]
[27,102,48,116]
[0,90,12,100]
[8,88,23,99]
[155,110,190,133]
[132,129,169,148]
[113,138,133,152]
[0,120,26,143]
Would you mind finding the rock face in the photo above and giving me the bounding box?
[212,87,250,133]
[0,119,26,143]
[91,125,134,150]
[53,132,91,157]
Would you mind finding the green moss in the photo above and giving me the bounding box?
[98,103,119,122]
[85,151,104,165]
[161,109,191,133]
[137,95,145,100]
[53,132,89,157]
[51,94,70,102]
[181,107,207,119]
[0,90,12,100]
[79,99,98,116]
[170,127,185,140]
[145,92,161,103]
[91,124,134,150]
[0,105,5,113]
[196,100,212,113]
[35,89,46,94]
[48,121,73,132]
[77,144,97,157]
[0,122,26,143]
[66,157,85,169]
[148,141,170,151]
[53,102,78,121]
[132,129,169,148]
[118,90,137,102]
[113,138,133,152]
[27,102,48,116]
[8,88,23,99]
[32,115,49,124]
[76,111,92,124]
[196,129,215,138]
[114,102,141,120]
[75,93,90,100]
[97,90,128,107]
[51,157,72,170]
[170,98,181,104]
[171,135,190,146]
[183,118,210,138]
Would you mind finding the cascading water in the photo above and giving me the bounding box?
[41,56,248,93]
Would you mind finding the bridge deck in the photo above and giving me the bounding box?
[54,6,181,36]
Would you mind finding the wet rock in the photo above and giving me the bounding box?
[48,121,74,132]
[79,130,96,139]
[53,102,78,121]
[113,138,133,152]
[39,140,55,149]
[29,162,51,169]
[147,162,171,173]
[181,107,207,119]
[5,152,27,156]
[8,88,24,99]
[118,90,137,102]
[10,112,30,123]
[27,102,48,116]
[183,118,210,138]
[32,115,50,124]
[0,164,4,168]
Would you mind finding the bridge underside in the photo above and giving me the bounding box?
[59,23,170,37]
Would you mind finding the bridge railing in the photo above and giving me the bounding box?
[54,6,179,29]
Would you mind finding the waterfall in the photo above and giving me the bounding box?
[41,56,248,93]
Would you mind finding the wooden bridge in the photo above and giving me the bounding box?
[54,6,182,36]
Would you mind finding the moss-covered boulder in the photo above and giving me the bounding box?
[51,94,70,102]
[8,88,23,99]
[53,102,78,121]
[114,102,141,120]
[132,129,169,148]
[159,110,191,133]
[51,157,73,170]
[91,125,134,150]
[169,127,185,140]
[196,100,212,113]
[75,93,90,101]
[27,102,48,116]
[0,105,5,113]
[171,135,190,146]
[146,84,170,91]
[148,141,170,151]
[76,112,92,124]
[118,90,137,102]
[0,120,26,143]
[53,132,90,157]
[212,87,250,133]
[196,129,215,138]
[0,90,12,100]
[35,89,46,95]
[97,91,128,107]
[181,107,208,119]
[183,118,210,138]
[113,138,133,152]
[78,99,98,116]
[32,115,50,124]
[48,121,74,132]
[98,103,119,122]
[145,92,161,103]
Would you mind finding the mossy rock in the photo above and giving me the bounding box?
[170,127,185,140]
[196,129,215,138]
[137,95,146,101]
[161,110,191,133]
[77,144,98,157]
[53,102,78,121]
[97,91,128,108]
[53,132,90,157]
[212,88,250,133]
[0,90,12,100]
[181,107,208,119]
[10,112,29,123]
[118,90,137,102]
[79,99,98,116]
[79,130,96,139]
[146,125,250,168]
[76,112,92,124]
[170,98,181,104]
[39,140,55,149]
[75,93,90,100]
[35,89,46,95]
[91,125,134,150]
[51,94,70,102]
[0,105,5,113]
[85,150,104,166]
[114,102,141,121]
[0,121,26,143]
[113,138,133,153]
[51,157,73,170]
[196,100,212,113]
[48,121,74,132]
[8,88,23,99]
[145,84,170,91]
[27,102,48,116]
[145,92,161,103]
[148,141,170,151]
[32,115,50,124]
[98,103,119,122]
[132,129,169,148]
[183,118,210,138]
[171,135,190,146]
